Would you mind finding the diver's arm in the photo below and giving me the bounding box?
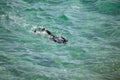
[45,30,54,36]
[34,30,36,33]
[61,36,68,42]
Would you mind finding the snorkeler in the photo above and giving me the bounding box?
[34,27,68,44]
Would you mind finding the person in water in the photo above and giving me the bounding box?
[34,27,68,43]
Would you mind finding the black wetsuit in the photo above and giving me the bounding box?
[34,28,68,43]
[49,35,68,43]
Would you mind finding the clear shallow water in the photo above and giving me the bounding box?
[0,0,120,80]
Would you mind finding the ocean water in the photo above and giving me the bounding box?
[0,0,120,80]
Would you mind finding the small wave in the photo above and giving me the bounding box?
[25,7,44,12]
[59,14,69,21]
[80,0,120,15]
[22,0,41,4]
[95,0,120,15]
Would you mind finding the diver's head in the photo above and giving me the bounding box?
[41,27,45,31]
[34,27,46,34]
[38,27,46,31]
[34,27,45,32]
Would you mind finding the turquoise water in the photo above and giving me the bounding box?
[0,0,120,80]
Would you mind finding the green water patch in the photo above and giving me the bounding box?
[24,74,53,80]
[95,0,120,15]
[84,52,120,80]
[80,0,120,15]
[0,2,12,15]
[62,62,80,69]
[108,41,120,48]
[55,15,73,26]
[0,26,11,33]
[93,23,120,40]
[80,0,97,3]
[25,7,44,12]
[22,0,41,4]
[32,56,62,68]
[0,55,14,65]
[22,0,67,5]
